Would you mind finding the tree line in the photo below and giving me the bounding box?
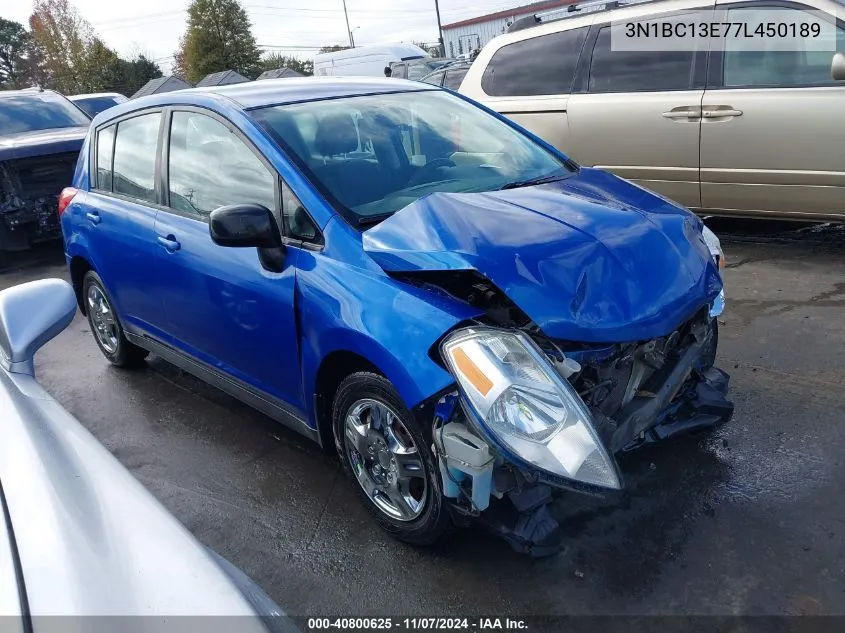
[0,0,163,95]
[0,0,315,96]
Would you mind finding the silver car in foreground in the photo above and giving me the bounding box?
[0,279,294,630]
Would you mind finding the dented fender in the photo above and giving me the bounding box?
[296,218,481,432]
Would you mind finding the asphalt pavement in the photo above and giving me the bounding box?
[3,220,844,617]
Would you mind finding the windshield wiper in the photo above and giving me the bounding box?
[499,169,573,190]
[357,212,395,228]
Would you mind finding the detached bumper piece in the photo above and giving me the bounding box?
[622,366,733,451]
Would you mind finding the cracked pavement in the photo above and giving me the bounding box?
[3,226,844,617]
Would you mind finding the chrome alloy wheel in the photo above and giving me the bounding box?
[343,398,427,521]
[87,284,118,354]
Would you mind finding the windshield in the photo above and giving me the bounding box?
[0,92,90,135]
[252,90,572,223]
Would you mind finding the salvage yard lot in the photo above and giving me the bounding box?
[4,223,845,617]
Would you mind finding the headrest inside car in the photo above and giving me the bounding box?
[314,112,359,156]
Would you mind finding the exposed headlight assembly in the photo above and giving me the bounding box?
[441,327,622,490]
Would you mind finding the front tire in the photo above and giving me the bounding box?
[83,271,149,368]
[332,372,451,544]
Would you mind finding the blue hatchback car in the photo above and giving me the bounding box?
[61,77,732,554]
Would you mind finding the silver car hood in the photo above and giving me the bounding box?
[0,368,280,620]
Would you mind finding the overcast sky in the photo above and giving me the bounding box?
[4,0,522,73]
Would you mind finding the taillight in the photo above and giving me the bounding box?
[57,187,78,216]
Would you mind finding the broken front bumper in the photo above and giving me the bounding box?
[430,318,733,556]
[0,196,62,251]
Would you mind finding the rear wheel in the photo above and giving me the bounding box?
[83,271,148,368]
[332,372,451,544]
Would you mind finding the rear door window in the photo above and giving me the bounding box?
[722,7,845,87]
[588,25,695,92]
[443,68,469,90]
[112,112,161,203]
[481,27,588,96]
[95,124,115,191]
[167,111,276,218]
[421,70,445,86]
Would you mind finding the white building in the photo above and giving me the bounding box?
[442,0,575,58]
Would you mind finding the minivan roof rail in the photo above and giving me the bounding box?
[507,0,666,32]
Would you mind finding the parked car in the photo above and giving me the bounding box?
[0,278,293,625]
[313,43,429,77]
[461,0,845,221]
[0,88,90,256]
[69,92,128,117]
[419,62,472,90]
[390,58,455,81]
[61,77,731,555]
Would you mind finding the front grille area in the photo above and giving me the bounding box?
[3,152,78,199]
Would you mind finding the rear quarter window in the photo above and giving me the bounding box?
[481,27,588,96]
[95,124,116,190]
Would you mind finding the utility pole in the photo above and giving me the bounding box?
[342,0,354,48]
[434,0,445,57]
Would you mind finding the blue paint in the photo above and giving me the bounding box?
[63,78,722,445]
[364,167,722,343]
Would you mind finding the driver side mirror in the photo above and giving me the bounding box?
[209,204,281,248]
[832,52,845,81]
[0,279,76,375]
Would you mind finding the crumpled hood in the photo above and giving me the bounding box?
[0,126,87,162]
[363,167,722,343]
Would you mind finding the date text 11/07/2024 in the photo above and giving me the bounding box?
[306,618,529,630]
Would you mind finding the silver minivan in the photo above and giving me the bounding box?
[461,0,845,221]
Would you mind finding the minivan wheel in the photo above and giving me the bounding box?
[332,372,451,544]
[82,271,149,368]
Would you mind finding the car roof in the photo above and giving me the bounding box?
[0,87,61,99]
[144,76,439,110]
[69,92,125,100]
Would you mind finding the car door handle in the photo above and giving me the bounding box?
[86,211,101,224]
[702,107,743,118]
[662,106,702,120]
[157,235,181,252]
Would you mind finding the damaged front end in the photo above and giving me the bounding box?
[361,168,734,554]
[0,152,77,252]
[429,309,732,556]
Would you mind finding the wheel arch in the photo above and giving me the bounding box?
[304,330,456,451]
[69,255,93,315]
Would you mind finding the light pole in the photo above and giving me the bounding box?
[342,0,354,48]
[350,26,361,48]
[434,0,445,57]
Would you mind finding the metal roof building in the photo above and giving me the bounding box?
[256,67,303,80]
[442,0,575,58]
[195,70,251,87]
[131,76,192,99]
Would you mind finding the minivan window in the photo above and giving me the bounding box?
[723,7,845,87]
[443,68,469,90]
[253,90,572,222]
[421,70,445,86]
[112,113,161,203]
[588,26,694,92]
[481,28,587,96]
[96,124,115,191]
[168,111,276,218]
